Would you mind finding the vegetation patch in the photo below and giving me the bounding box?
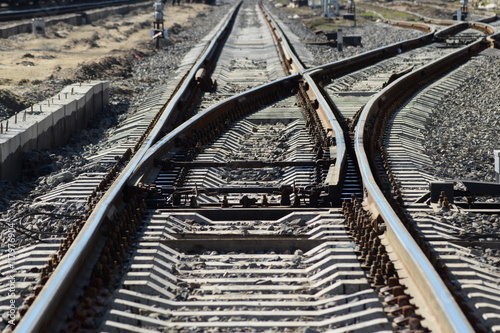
[303,16,358,32]
[358,4,421,21]
[359,12,379,21]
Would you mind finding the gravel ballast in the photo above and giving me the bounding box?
[0,3,498,332]
[0,2,498,252]
[0,4,232,249]
[423,50,500,183]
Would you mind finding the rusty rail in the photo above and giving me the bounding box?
[260,4,306,74]
[354,38,490,333]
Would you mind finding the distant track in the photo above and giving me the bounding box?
[0,0,146,22]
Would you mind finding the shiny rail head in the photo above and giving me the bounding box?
[353,39,487,333]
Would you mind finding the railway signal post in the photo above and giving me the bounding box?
[453,0,468,20]
[152,2,168,48]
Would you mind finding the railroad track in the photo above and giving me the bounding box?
[379,48,500,333]
[3,1,499,332]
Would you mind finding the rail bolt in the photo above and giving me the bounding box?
[85,287,98,299]
[221,195,229,208]
[17,305,29,316]
[374,269,385,287]
[385,285,405,304]
[65,321,81,333]
[409,316,423,330]
[261,195,269,207]
[394,305,416,326]
[397,295,411,308]
[33,284,43,296]
[379,276,400,295]
[384,261,396,278]
[23,295,36,306]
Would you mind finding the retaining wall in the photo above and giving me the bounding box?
[0,81,109,181]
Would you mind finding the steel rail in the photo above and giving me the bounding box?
[379,19,434,32]
[468,21,496,34]
[305,25,435,80]
[299,20,435,203]
[133,3,318,181]
[130,16,494,332]
[420,16,498,27]
[130,26,493,331]
[129,1,242,178]
[134,75,302,177]
[301,73,346,203]
[133,4,346,205]
[134,7,447,191]
[489,29,500,45]
[260,3,306,74]
[354,39,490,333]
[435,21,496,40]
[364,2,498,26]
[127,14,491,331]
[14,3,243,332]
[260,3,347,203]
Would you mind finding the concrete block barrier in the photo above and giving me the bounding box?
[0,81,109,181]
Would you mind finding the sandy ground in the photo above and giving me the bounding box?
[0,3,211,87]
